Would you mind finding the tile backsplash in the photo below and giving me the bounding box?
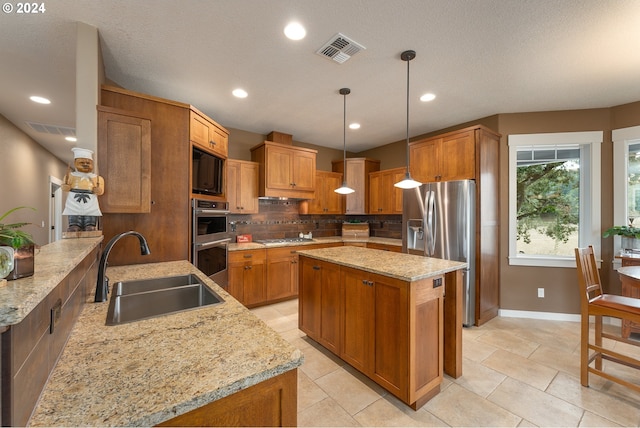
[228,199,401,242]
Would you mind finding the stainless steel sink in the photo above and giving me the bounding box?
[105,274,224,325]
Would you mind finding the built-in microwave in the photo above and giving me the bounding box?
[192,147,224,196]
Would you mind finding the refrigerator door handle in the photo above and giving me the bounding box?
[425,190,436,256]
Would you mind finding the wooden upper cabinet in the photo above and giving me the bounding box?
[309,170,343,214]
[226,159,259,214]
[251,141,317,199]
[369,167,405,214]
[97,106,152,213]
[332,158,380,214]
[189,107,228,159]
[410,130,476,183]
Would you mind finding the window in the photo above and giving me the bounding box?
[613,126,640,255]
[508,131,602,267]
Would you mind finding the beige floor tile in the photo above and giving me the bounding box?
[298,340,345,381]
[578,410,623,427]
[546,371,640,427]
[528,344,581,378]
[453,357,507,398]
[463,334,498,362]
[315,366,384,415]
[482,348,558,390]
[262,313,297,333]
[297,397,360,427]
[249,305,284,322]
[424,382,522,427]
[354,394,448,427]
[476,328,541,358]
[488,377,584,426]
[298,369,329,412]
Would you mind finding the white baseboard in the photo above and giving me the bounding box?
[499,309,581,322]
[498,309,621,326]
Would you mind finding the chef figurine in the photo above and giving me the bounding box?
[62,147,104,232]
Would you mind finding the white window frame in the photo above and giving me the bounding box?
[508,131,602,268]
[612,125,640,257]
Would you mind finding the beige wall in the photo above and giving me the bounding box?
[0,114,67,246]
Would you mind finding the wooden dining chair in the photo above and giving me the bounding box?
[574,246,640,392]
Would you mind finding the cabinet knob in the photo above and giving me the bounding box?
[210,140,216,146]
[244,254,253,258]
[313,265,321,270]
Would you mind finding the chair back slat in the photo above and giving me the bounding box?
[574,246,604,303]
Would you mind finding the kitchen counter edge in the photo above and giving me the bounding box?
[297,246,467,281]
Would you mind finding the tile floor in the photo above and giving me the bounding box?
[251,299,640,427]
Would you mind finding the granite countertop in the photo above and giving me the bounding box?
[0,236,103,327]
[297,246,467,282]
[28,260,303,427]
[228,236,401,251]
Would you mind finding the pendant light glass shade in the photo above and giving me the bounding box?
[394,50,422,190]
[335,88,355,195]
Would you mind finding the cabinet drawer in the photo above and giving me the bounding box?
[267,247,300,259]
[229,249,266,264]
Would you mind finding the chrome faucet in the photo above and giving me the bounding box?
[95,231,151,302]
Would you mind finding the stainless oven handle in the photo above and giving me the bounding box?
[195,209,230,215]
[195,238,231,249]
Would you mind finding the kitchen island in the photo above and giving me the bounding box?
[28,260,302,427]
[297,246,466,410]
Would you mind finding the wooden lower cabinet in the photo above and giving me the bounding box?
[266,247,299,302]
[298,256,444,409]
[159,369,297,427]
[230,244,343,308]
[228,249,266,307]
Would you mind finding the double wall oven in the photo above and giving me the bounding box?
[192,199,230,288]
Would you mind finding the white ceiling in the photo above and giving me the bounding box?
[2,0,640,165]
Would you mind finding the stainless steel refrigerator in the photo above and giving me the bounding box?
[402,180,476,326]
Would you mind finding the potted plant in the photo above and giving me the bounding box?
[0,206,36,280]
[603,225,640,251]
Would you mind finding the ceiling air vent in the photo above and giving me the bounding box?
[26,121,76,137]
[316,33,365,64]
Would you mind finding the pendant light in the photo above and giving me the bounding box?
[335,88,355,195]
[394,50,422,189]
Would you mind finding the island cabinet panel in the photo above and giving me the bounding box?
[1,247,99,427]
[299,255,445,409]
[158,368,297,427]
[298,258,341,354]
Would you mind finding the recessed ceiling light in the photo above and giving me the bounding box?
[232,88,248,98]
[65,136,77,142]
[284,22,306,40]
[349,123,360,130]
[30,95,51,104]
[420,93,436,102]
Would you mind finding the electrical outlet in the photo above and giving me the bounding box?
[537,288,545,298]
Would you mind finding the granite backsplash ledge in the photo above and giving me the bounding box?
[228,199,401,241]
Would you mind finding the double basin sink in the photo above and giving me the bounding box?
[106,274,224,325]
